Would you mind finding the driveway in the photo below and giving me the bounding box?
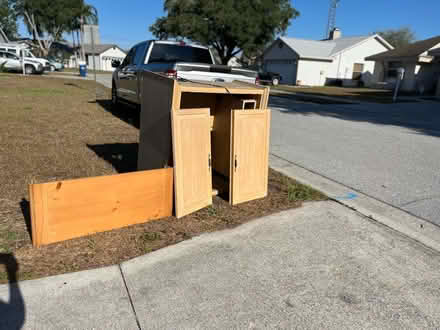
[269,95,440,226]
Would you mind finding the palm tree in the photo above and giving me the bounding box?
[68,1,98,62]
[77,2,98,61]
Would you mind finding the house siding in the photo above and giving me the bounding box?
[296,60,331,86]
[263,36,390,86]
[329,37,390,86]
[99,47,126,71]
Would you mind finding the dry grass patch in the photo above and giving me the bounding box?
[0,74,326,283]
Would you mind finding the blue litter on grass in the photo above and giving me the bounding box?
[335,192,358,200]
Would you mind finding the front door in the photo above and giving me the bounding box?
[230,109,271,205]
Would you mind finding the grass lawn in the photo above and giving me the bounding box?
[0,73,326,283]
[273,85,399,103]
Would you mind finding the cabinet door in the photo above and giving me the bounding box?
[230,109,271,205]
[172,108,212,218]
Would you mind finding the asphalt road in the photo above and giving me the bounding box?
[269,95,440,226]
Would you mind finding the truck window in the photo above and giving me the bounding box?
[148,44,212,64]
[133,42,149,66]
[24,50,35,58]
[121,47,135,67]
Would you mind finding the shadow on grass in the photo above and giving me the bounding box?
[19,199,32,242]
[87,143,138,173]
[64,82,86,89]
[96,99,140,129]
[0,253,25,329]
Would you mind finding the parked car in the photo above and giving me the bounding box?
[111,40,258,106]
[47,56,64,71]
[0,50,44,74]
[258,70,282,86]
[0,42,51,71]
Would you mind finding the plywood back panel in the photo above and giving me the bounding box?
[138,71,176,171]
[29,168,173,247]
[172,108,212,218]
[230,109,271,205]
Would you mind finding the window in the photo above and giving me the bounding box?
[5,53,17,59]
[148,44,212,64]
[352,63,364,80]
[121,47,135,67]
[387,61,403,79]
[133,42,149,66]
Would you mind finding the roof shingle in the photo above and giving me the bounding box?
[365,36,440,61]
[280,35,372,60]
[83,44,126,55]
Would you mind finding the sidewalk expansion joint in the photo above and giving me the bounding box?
[118,264,142,330]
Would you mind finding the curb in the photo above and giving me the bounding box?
[270,89,358,104]
[270,153,440,253]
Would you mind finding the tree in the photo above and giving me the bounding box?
[67,1,98,61]
[12,0,97,57]
[376,27,416,49]
[150,0,299,65]
[0,0,18,41]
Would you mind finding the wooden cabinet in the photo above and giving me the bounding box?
[230,109,271,205]
[139,71,271,218]
[172,108,213,217]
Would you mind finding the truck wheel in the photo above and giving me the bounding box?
[25,65,35,75]
[50,65,56,72]
[272,78,279,86]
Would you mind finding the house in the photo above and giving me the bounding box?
[262,28,393,86]
[365,36,440,93]
[83,44,126,71]
[428,47,440,96]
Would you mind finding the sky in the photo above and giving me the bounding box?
[18,0,440,49]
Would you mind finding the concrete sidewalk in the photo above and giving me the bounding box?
[1,201,439,329]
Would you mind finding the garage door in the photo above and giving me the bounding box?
[265,60,297,85]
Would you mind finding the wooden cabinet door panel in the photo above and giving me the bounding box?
[230,109,271,205]
[172,108,212,218]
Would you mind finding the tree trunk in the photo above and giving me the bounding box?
[80,17,85,62]
[0,27,9,42]
[24,11,48,56]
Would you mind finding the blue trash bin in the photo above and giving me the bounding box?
[79,64,87,77]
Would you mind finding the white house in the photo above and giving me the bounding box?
[83,44,126,71]
[365,36,440,93]
[262,28,393,86]
[429,47,440,96]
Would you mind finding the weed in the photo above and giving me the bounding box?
[141,232,161,242]
[207,205,217,216]
[86,238,96,250]
[288,183,325,201]
[0,244,11,253]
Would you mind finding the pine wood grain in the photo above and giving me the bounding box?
[29,168,173,247]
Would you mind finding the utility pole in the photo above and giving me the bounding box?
[80,16,85,61]
[325,0,340,39]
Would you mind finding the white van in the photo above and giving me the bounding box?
[0,43,50,71]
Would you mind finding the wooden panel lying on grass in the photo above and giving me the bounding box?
[29,168,173,247]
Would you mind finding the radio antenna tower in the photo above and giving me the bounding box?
[325,0,340,39]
